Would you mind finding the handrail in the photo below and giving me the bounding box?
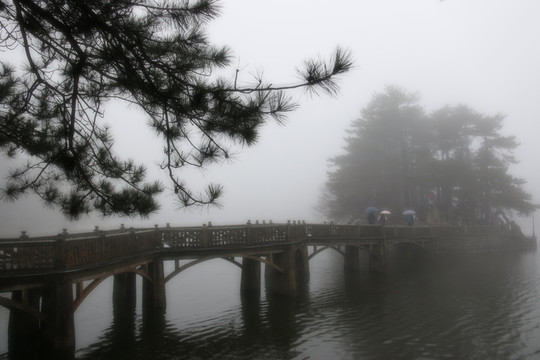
[0,223,503,275]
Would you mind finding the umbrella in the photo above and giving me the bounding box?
[380,210,391,215]
[364,206,379,213]
[402,209,416,215]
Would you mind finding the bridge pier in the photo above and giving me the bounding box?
[265,245,308,297]
[40,280,75,360]
[143,258,166,310]
[114,272,137,318]
[241,257,261,295]
[344,246,360,272]
[369,241,387,273]
[8,289,42,359]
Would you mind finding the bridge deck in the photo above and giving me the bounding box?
[0,222,506,291]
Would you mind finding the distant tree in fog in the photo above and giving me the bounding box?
[429,105,536,223]
[321,87,535,224]
[322,86,426,221]
[0,0,352,219]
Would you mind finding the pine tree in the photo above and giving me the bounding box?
[0,0,352,219]
[322,86,424,222]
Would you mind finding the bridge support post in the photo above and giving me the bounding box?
[241,257,261,296]
[266,247,297,297]
[265,245,308,297]
[344,246,360,272]
[299,244,310,283]
[369,240,387,273]
[143,259,166,310]
[114,272,137,318]
[8,289,42,359]
[40,280,75,360]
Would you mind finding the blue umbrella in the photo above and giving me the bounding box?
[364,206,379,213]
[402,209,416,215]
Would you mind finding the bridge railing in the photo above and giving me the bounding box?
[160,226,204,249]
[62,230,158,268]
[0,222,505,275]
[306,223,383,239]
[0,239,56,272]
[160,221,304,250]
[0,229,159,274]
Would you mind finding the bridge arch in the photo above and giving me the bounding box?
[164,255,283,284]
[0,265,153,320]
[73,266,152,311]
[308,244,374,261]
[308,245,345,260]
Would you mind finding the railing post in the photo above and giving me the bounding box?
[154,224,161,249]
[95,227,105,263]
[93,225,101,261]
[162,223,171,247]
[286,220,291,241]
[55,229,68,269]
[246,220,253,244]
[202,223,209,247]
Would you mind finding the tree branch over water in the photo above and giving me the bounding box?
[0,0,353,219]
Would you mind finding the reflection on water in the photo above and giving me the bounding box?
[2,249,540,359]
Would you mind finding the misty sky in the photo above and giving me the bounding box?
[1,0,540,237]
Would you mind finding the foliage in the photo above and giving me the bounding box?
[0,0,352,219]
[322,86,535,224]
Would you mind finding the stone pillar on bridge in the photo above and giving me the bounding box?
[143,258,166,310]
[344,246,360,272]
[265,244,309,297]
[8,289,42,359]
[298,244,310,283]
[241,257,261,295]
[40,279,76,360]
[369,240,387,273]
[113,272,137,318]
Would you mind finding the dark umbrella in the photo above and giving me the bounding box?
[365,206,379,213]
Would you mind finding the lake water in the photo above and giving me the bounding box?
[1,246,540,359]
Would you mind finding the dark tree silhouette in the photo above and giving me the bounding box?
[321,86,535,224]
[0,0,352,219]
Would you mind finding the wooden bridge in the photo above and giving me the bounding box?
[0,221,533,359]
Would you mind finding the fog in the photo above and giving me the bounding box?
[1,0,539,237]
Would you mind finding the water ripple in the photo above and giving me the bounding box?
[16,250,540,359]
